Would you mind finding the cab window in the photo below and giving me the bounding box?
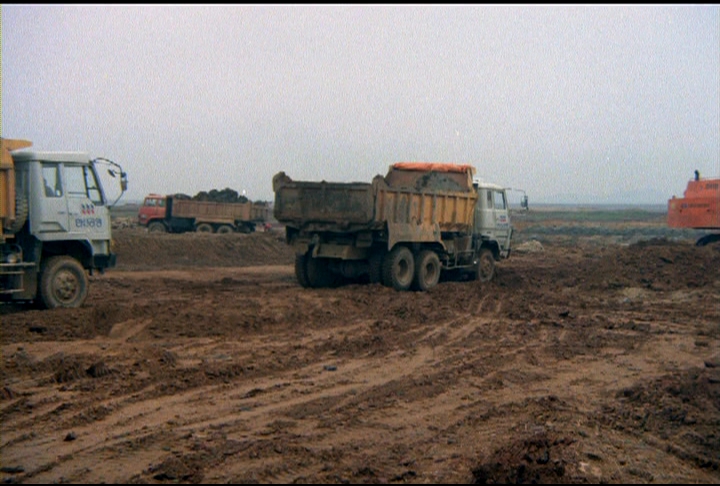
[64,165,104,204]
[42,164,62,198]
[493,191,506,210]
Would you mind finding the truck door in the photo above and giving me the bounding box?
[64,164,112,240]
[474,188,512,251]
[491,190,512,251]
[33,163,70,233]
[138,196,166,225]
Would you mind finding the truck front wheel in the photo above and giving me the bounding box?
[382,245,415,291]
[413,250,441,291]
[38,256,89,309]
[475,248,495,283]
[148,222,166,233]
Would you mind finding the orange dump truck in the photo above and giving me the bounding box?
[667,172,720,246]
[273,162,513,291]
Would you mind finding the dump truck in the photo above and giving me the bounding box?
[138,193,272,234]
[1,138,127,308]
[668,171,720,246]
[272,162,513,291]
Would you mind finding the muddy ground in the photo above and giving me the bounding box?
[1,212,719,484]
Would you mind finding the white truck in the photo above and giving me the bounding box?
[1,138,127,308]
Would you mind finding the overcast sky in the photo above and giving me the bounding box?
[2,4,718,205]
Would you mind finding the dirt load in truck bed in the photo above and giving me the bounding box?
[1,213,719,484]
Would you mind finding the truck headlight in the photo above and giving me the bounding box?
[4,252,19,264]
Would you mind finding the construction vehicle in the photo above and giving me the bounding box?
[138,193,272,234]
[1,138,127,308]
[667,171,720,246]
[272,162,513,291]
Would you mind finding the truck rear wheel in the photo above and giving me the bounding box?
[147,222,166,233]
[196,223,214,233]
[38,256,89,309]
[367,250,385,284]
[217,225,234,234]
[475,248,495,283]
[382,245,415,291]
[413,250,441,291]
[295,254,311,288]
[306,256,336,288]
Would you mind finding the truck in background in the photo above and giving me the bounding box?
[272,162,513,291]
[668,170,720,246]
[138,193,272,234]
[1,138,127,308]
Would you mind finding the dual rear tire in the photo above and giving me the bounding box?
[295,245,495,291]
[295,253,338,288]
[381,246,441,291]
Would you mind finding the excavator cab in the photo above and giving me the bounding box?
[668,171,720,246]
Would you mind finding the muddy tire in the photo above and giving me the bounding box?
[696,234,720,247]
[217,225,234,235]
[368,250,385,284]
[147,221,166,233]
[413,249,441,291]
[475,248,495,283]
[382,245,415,291]
[306,256,336,288]
[295,254,311,288]
[367,250,385,284]
[38,256,89,309]
[196,223,214,233]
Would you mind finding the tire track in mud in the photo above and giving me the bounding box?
[2,235,719,483]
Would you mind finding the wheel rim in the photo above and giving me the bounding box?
[478,253,494,281]
[395,257,411,284]
[424,260,439,283]
[53,269,81,303]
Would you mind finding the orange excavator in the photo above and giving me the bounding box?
[667,170,720,246]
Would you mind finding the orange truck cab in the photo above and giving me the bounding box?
[137,194,167,230]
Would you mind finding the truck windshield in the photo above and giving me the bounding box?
[65,165,104,204]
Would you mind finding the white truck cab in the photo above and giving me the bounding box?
[1,139,127,308]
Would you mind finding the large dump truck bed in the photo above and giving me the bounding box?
[273,163,478,236]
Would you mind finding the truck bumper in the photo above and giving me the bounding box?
[93,253,117,269]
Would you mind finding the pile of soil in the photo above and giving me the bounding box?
[112,228,294,271]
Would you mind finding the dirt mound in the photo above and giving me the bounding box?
[112,228,295,270]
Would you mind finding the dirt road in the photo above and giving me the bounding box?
[1,225,719,484]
